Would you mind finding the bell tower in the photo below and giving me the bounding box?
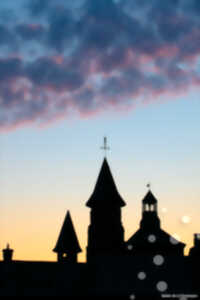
[140,189,160,230]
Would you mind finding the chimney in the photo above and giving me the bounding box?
[2,244,14,262]
[194,234,200,247]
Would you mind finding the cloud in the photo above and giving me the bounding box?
[0,58,23,81]
[26,57,84,90]
[27,0,51,17]
[0,25,13,45]
[16,23,45,41]
[0,0,200,131]
[47,8,76,51]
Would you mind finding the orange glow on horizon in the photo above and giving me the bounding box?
[1,198,198,263]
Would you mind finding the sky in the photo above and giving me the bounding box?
[0,0,200,262]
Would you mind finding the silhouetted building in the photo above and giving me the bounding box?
[126,190,185,256]
[86,158,126,261]
[53,211,82,262]
[0,157,199,298]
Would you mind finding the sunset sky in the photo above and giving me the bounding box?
[0,0,200,262]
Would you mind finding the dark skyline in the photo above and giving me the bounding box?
[0,0,199,266]
[1,157,199,298]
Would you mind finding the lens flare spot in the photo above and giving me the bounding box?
[181,215,191,224]
[153,255,164,266]
[137,271,146,280]
[156,281,168,292]
[148,234,156,243]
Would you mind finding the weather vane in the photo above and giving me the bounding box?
[101,137,110,157]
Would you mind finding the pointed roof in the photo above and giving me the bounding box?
[53,211,82,253]
[142,190,157,205]
[86,158,126,208]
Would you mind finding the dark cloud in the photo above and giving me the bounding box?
[26,57,84,90]
[28,0,51,17]
[84,0,122,22]
[0,25,17,48]
[0,58,23,81]
[74,88,96,111]
[149,0,180,17]
[16,23,45,41]
[0,25,12,45]
[0,0,200,131]
[0,84,23,108]
[47,8,76,51]
[156,15,192,43]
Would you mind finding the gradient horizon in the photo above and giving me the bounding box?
[1,95,200,262]
[0,0,200,262]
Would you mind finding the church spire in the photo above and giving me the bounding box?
[53,211,82,262]
[86,158,126,208]
[86,158,126,261]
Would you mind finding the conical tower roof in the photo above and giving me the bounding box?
[53,211,82,253]
[86,158,126,208]
[142,190,157,204]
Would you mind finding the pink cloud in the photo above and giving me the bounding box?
[1,0,200,132]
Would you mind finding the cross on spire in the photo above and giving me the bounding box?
[101,137,110,157]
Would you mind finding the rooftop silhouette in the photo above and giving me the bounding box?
[86,158,126,208]
[53,211,82,262]
[142,190,158,205]
[0,157,199,299]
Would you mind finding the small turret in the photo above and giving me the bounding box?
[2,244,14,262]
[142,190,158,213]
[53,211,82,262]
[140,190,160,230]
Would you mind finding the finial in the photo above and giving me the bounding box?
[100,136,110,157]
[146,183,151,190]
